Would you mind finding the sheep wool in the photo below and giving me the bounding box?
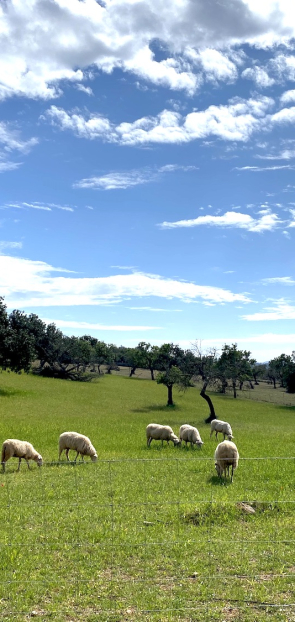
[210,419,233,441]
[214,440,239,482]
[179,424,204,447]
[59,432,98,462]
[146,423,181,447]
[1,439,43,472]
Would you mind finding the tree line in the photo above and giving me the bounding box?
[1,298,295,406]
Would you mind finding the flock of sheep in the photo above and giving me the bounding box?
[1,419,238,482]
[146,420,239,482]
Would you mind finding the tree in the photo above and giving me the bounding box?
[92,340,109,374]
[251,362,267,385]
[268,354,294,389]
[192,341,218,422]
[216,344,253,399]
[123,347,143,377]
[137,342,159,381]
[157,365,192,406]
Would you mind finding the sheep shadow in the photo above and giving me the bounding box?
[208,475,233,486]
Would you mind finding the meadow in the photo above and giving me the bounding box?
[0,370,295,621]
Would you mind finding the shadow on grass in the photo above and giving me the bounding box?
[0,387,29,398]
[208,474,233,486]
[131,404,180,413]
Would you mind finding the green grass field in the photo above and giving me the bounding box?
[0,371,295,621]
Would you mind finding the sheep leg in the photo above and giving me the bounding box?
[25,459,30,470]
[147,437,152,447]
[231,465,234,482]
[65,449,70,461]
[2,461,5,473]
[210,430,213,438]
[215,431,218,440]
[17,458,22,472]
[74,451,79,462]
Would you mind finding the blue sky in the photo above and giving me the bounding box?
[1,0,295,361]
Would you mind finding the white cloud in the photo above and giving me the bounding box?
[45,96,274,146]
[0,121,37,171]
[40,318,162,332]
[262,276,295,285]
[1,201,74,212]
[127,306,182,312]
[271,54,295,82]
[0,160,21,172]
[0,254,251,308]
[280,89,295,104]
[271,106,295,125]
[1,0,295,101]
[243,300,295,320]
[235,164,295,171]
[159,210,282,233]
[0,241,22,250]
[185,48,238,83]
[242,66,275,87]
[255,149,295,160]
[75,84,93,96]
[74,164,197,190]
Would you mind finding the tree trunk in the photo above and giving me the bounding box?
[220,379,228,394]
[233,381,237,398]
[167,384,174,406]
[150,367,155,381]
[239,381,243,390]
[201,382,217,423]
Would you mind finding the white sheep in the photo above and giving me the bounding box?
[146,423,181,447]
[214,440,239,482]
[1,439,43,472]
[179,424,204,447]
[58,432,98,463]
[210,419,233,441]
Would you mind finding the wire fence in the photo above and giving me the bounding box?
[1,455,295,621]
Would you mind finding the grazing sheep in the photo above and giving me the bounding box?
[58,432,98,463]
[214,440,239,482]
[1,439,43,472]
[210,419,233,441]
[146,423,181,447]
[179,424,204,447]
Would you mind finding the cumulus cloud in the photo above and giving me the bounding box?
[45,95,274,145]
[0,254,251,308]
[280,89,295,104]
[159,210,282,233]
[74,164,198,190]
[242,66,275,87]
[1,0,295,100]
